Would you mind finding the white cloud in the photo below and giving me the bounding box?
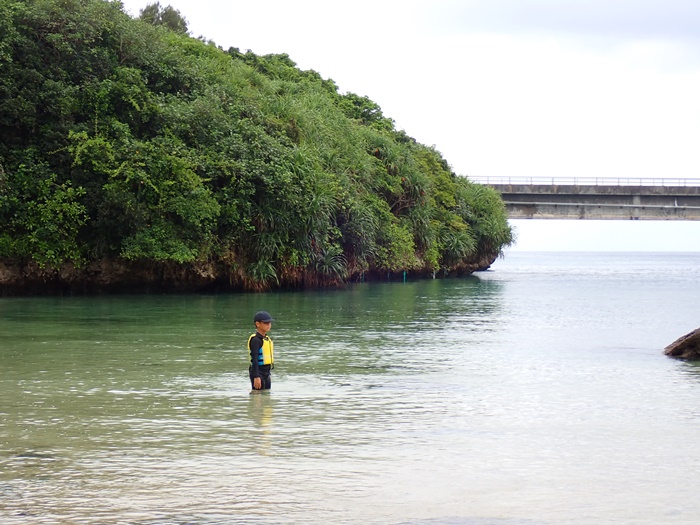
[429,0,700,42]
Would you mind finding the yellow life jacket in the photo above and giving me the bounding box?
[248,334,274,366]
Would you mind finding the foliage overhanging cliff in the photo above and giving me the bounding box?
[0,0,513,292]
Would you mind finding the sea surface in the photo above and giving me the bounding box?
[1,251,700,525]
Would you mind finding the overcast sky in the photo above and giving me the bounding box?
[119,0,700,251]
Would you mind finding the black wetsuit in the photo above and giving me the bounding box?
[248,332,272,390]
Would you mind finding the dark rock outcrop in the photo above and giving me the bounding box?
[0,258,225,295]
[0,253,498,295]
[664,328,700,360]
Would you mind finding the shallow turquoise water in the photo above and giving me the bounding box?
[2,252,700,524]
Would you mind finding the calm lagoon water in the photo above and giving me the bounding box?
[2,251,700,524]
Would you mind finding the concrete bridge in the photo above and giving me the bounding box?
[472,177,700,220]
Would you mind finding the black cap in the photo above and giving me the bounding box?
[254,311,274,323]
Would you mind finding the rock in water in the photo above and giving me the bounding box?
[664,327,700,359]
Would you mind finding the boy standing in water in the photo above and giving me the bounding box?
[248,311,274,391]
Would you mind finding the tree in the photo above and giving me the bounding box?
[338,93,395,132]
[0,0,513,292]
[139,2,188,34]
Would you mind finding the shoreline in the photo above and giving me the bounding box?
[0,255,496,296]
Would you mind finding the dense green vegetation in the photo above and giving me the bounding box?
[0,0,512,291]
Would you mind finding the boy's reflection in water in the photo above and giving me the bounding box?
[248,391,273,456]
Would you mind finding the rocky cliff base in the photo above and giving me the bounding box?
[0,256,496,295]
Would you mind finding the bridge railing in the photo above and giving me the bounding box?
[469,176,700,187]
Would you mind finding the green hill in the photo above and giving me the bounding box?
[0,0,512,293]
